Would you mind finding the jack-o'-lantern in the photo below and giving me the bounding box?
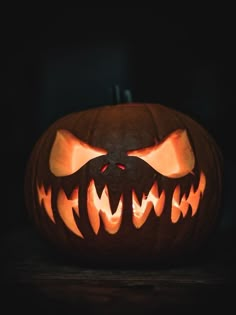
[24,103,223,267]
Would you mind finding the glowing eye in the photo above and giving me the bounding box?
[127,129,195,178]
[49,130,108,177]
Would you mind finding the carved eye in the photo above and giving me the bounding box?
[127,129,195,178]
[49,130,108,176]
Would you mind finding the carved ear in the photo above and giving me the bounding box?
[127,129,195,178]
[49,130,108,176]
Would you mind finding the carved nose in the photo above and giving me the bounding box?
[100,163,126,173]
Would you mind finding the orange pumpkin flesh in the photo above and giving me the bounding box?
[24,103,223,267]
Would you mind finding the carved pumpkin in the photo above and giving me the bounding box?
[24,103,223,266]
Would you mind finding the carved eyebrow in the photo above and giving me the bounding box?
[49,129,108,176]
[127,129,195,178]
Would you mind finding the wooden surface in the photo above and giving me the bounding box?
[2,225,235,314]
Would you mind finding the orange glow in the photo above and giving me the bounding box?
[171,172,206,223]
[49,130,108,176]
[87,180,123,234]
[127,129,195,178]
[36,171,206,236]
[57,187,83,238]
[37,184,55,223]
[132,182,165,228]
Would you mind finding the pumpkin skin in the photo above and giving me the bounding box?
[24,103,223,267]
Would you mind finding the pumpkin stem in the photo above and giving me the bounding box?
[112,85,133,104]
[123,89,132,103]
[112,84,121,104]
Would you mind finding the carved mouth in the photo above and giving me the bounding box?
[37,172,206,238]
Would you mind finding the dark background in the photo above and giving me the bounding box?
[3,8,236,313]
[5,8,235,231]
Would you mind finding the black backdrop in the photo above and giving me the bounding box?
[5,8,235,235]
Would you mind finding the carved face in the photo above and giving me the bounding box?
[25,103,223,265]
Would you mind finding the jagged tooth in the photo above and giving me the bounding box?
[61,183,74,200]
[87,180,101,235]
[180,199,190,218]
[180,181,191,200]
[172,185,180,205]
[132,184,156,229]
[157,186,164,198]
[37,184,55,223]
[57,188,83,238]
[154,190,165,217]
[187,173,205,215]
[184,171,196,191]
[94,180,106,199]
[107,186,123,215]
[131,180,167,229]
[133,187,143,206]
[42,182,51,194]
[178,180,187,201]
[155,177,165,197]
[171,206,181,223]
[170,172,206,222]
[143,180,157,198]
[69,187,79,199]
[99,185,123,234]
[133,201,153,229]
[99,205,122,234]
[188,185,200,216]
